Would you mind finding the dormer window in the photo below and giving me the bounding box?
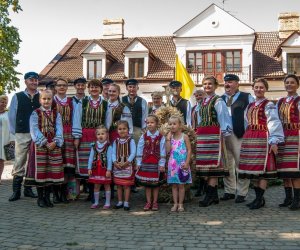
[88,60,102,79]
[129,58,144,78]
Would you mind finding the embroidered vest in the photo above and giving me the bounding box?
[93,142,109,168]
[171,98,188,124]
[199,95,219,127]
[278,96,300,129]
[246,99,268,130]
[81,97,107,128]
[115,137,131,163]
[53,97,73,126]
[109,103,125,132]
[35,108,57,141]
[122,96,142,128]
[142,133,162,162]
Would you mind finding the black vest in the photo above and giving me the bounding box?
[15,92,40,133]
[171,98,188,125]
[222,92,250,138]
[122,96,143,128]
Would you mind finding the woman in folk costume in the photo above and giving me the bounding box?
[196,76,232,207]
[51,78,76,203]
[136,114,166,211]
[149,92,164,114]
[277,74,300,210]
[72,79,108,201]
[28,90,64,208]
[105,83,133,143]
[112,120,136,211]
[238,78,284,209]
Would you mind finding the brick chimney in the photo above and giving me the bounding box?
[102,18,124,39]
[278,12,300,39]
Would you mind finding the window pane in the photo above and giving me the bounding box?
[287,54,300,74]
[138,59,144,77]
[88,61,94,79]
[187,53,194,70]
[96,60,102,78]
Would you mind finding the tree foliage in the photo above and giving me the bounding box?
[0,0,22,94]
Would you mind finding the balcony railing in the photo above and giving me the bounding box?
[187,65,252,85]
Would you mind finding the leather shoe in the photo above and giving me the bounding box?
[114,204,124,209]
[235,195,246,203]
[220,193,235,201]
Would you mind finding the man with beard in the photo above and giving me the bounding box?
[221,74,254,203]
[169,80,191,126]
[8,72,40,201]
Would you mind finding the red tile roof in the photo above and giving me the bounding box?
[253,32,285,78]
[39,36,175,83]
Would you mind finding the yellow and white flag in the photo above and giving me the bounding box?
[175,54,195,100]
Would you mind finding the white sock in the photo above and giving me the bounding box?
[94,192,99,205]
[117,201,123,206]
[124,201,129,207]
[105,191,111,206]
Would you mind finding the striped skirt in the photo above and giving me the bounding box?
[196,125,229,177]
[88,160,112,185]
[113,164,135,186]
[76,128,96,178]
[62,125,76,174]
[238,130,276,179]
[277,129,300,178]
[135,156,166,187]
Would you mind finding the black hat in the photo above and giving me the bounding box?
[74,77,87,85]
[46,81,55,89]
[125,79,138,86]
[101,78,114,85]
[169,80,182,88]
[24,71,39,80]
[224,74,239,82]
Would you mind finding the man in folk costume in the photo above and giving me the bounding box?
[72,79,108,201]
[121,79,148,144]
[101,78,113,101]
[8,72,40,201]
[169,80,192,127]
[221,74,255,203]
[149,91,164,114]
[72,77,87,108]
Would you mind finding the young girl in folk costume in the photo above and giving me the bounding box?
[52,78,76,203]
[277,74,300,210]
[105,83,133,143]
[238,78,284,209]
[196,76,232,207]
[28,90,64,208]
[166,115,192,212]
[88,126,112,209]
[72,79,108,201]
[112,120,136,211]
[136,115,166,211]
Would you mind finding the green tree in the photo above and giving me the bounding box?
[0,0,22,94]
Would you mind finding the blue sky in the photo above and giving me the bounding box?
[8,0,300,94]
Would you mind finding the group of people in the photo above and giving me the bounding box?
[1,70,300,212]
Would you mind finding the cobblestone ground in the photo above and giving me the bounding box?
[1,163,300,250]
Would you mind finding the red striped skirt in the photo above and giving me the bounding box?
[76,128,96,178]
[62,125,76,172]
[277,129,300,178]
[88,160,112,185]
[113,164,135,186]
[238,129,276,179]
[196,125,228,177]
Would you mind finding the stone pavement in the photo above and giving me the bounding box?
[1,163,300,250]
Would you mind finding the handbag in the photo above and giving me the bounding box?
[4,143,15,161]
[178,167,190,183]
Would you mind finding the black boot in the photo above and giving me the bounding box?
[8,176,23,201]
[53,185,61,204]
[24,186,38,198]
[249,187,265,210]
[289,188,300,210]
[279,187,293,207]
[199,185,219,207]
[37,187,46,208]
[60,184,69,203]
[246,186,259,207]
[86,183,94,203]
[44,186,54,207]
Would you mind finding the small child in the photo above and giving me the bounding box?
[28,89,64,208]
[136,114,166,211]
[112,120,136,211]
[88,125,112,209]
[166,115,192,212]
